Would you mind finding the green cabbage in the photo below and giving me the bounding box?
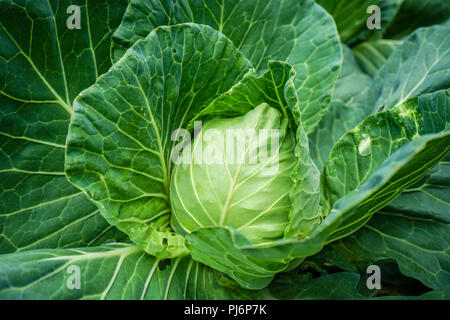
[171,104,296,244]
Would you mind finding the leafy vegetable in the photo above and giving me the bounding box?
[0,0,129,253]
[171,103,297,245]
[0,0,449,300]
[111,0,342,134]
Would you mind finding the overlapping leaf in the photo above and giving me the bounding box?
[266,271,367,299]
[323,89,450,240]
[309,46,372,170]
[187,90,450,289]
[0,0,128,253]
[0,243,257,299]
[314,210,450,290]
[316,0,380,42]
[353,40,401,77]
[266,270,450,300]
[367,24,450,113]
[111,0,342,133]
[312,153,450,290]
[385,154,450,223]
[344,0,404,44]
[65,23,252,258]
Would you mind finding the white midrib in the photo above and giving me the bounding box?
[219,131,255,226]
[189,123,217,225]
[140,259,160,300]
[43,244,141,262]
[100,252,128,299]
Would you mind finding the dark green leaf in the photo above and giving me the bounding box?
[367,24,450,113]
[316,0,380,41]
[111,0,342,133]
[384,0,450,39]
[353,39,401,77]
[0,0,128,253]
[0,243,258,299]
[267,271,367,299]
[309,45,372,170]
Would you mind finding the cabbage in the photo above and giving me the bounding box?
[171,104,296,244]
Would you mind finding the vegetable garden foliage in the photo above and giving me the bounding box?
[0,0,449,299]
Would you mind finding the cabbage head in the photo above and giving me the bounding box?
[170,103,296,245]
[3,0,446,298]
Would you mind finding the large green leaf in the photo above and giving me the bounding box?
[188,109,450,289]
[0,243,257,299]
[409,286,450,300]
[313,153,450,290]
[185,61,323,239]
[353,39,401,77]
[383,0,450,39]
[373,287,450,299]
[316,0,380,42]
[367,24,450,113]
[266,270,450,300]
[111,0,342,133]
[65,23,252,258]
[309,45,372,170]
[322,89,450,239]
[324,92,447,205]
[0,0,128,253]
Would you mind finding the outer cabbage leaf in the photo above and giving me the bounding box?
[322,89,450,240]
[111,0,342,133]
[383,0,450,39]
[312,153,450,290]
[313,210,450,291]
[344,0,404,44]
[353,40,401,77]
[170,104,297,245]
[367,24,450,113]
[65,23,252,258]
[316,0,380,42]
[0,0,128,253]
[266,270,450,300]
[385,154,450,223]
[309,45,372,170]
[0,243,258,299]
[266,271,367,299]
[187,90,450,289]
